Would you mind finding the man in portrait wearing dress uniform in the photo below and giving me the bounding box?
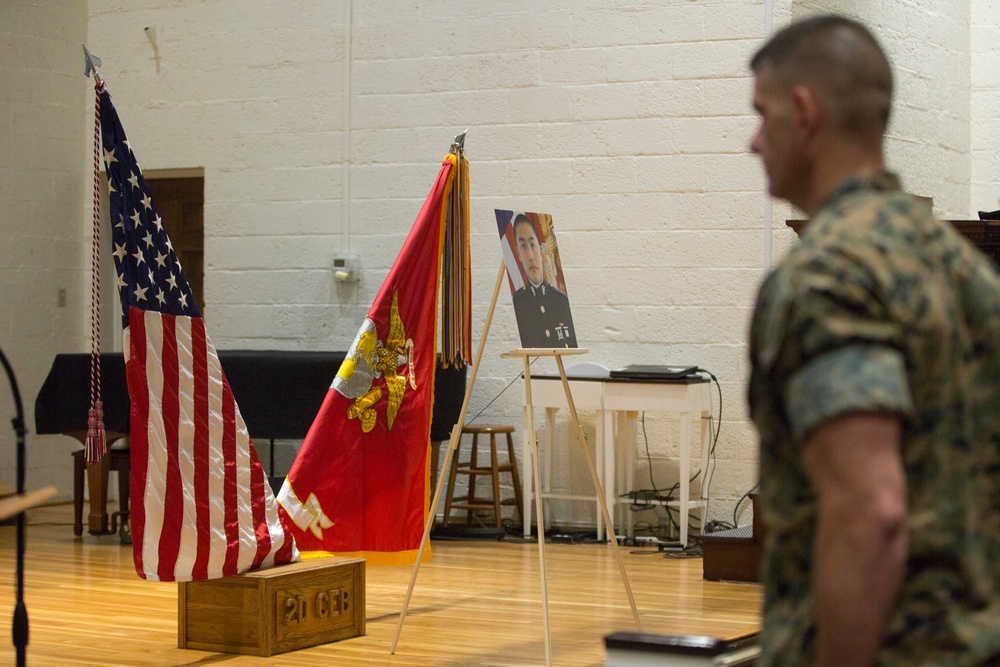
[510,214,577,348]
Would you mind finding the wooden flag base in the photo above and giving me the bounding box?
[178,556,365,657]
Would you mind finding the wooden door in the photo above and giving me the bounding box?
[146,177,205,311]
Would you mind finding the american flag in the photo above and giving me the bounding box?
[99,88,299,581]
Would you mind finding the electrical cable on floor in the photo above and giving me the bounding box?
[663,543,703,559]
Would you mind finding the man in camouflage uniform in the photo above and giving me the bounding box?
[747,15,1000,666]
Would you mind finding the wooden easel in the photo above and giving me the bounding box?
[391,262,641,666]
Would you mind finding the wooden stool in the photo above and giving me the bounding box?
[443,424,523,529]
[72,448,130,537]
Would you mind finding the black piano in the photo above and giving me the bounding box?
[35,350,467,536]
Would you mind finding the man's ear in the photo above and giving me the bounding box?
[790,84,821,143]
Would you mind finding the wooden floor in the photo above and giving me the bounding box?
[0,504,761,666]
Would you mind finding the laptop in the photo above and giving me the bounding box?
[609,365,698,381]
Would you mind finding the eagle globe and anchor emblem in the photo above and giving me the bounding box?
[335,291,417,432]
[277,292,416,540]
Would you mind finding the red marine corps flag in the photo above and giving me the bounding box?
[278,146,470,566]
[95,75,299,581]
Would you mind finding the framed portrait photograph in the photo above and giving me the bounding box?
[496,209,578,349]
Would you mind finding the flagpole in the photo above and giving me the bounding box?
[391,261,507,654]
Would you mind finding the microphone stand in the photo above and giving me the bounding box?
[1,346,30,667]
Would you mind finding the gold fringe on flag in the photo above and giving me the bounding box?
[440,135,471,368]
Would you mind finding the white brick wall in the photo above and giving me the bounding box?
[0,1,91,498]
[972,0,1000,214]
[795,0,973,217]
[5,1,996,534]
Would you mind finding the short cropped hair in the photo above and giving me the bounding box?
[750,14,893,138]
[513,214,536,237]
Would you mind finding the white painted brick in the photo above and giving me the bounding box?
[635,305,754,346]
[896,73,931,111]
[700,153,767,193]
[573,302,641,339]
[208,200,342,237]
[464,122,608,164]
[606,44,675,83]
[674,39,758,80]
[356,51,542,96]
[350,60,422,96]
[637,6,706,44]
[212,269,335,306]
[671,116,756,154]
[972,0,1000,214]
[230,130,344,170]
[972,0,1000,15]
[463,125,543,162]
[701,77,755,117]
[541,48,606,85]
[350,94,393,129]
[636,155,705,192]
[580,266,760,309]
[463,11,575,52]
[571,156,638,194]
[554,191,768,233]
[0,0,92,500]
[206,234,339,271]
[972,24,1000,46]
[637,79,706,118]
[348,198,432,234]
[349,162,444,201]
[570,82,640,120]
[605,118,675,155]
[350,129,430,165]
[974,52,1000,84]
[343,94,480,139]
[659,230,762,269]
[352,19,479,60]
[509,159,573,195]
[538,121,608,158]
[173,29,343,73]
[208,303,327,341]
[507,86,574,123]
[572,9,639,47]
[703,3,768,41]
[7,99,77,139]
[210,166,343,203]
[466,163,511,199]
